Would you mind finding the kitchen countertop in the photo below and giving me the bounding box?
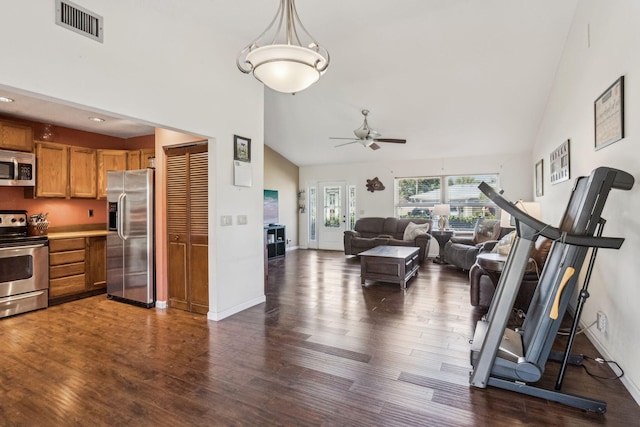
[47,230,108,240]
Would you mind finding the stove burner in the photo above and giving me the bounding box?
[0,210,48,246]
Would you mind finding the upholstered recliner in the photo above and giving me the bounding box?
[443,219,512,271]
[344,217,432,263]
[469,236,552,309]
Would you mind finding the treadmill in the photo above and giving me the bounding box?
[469,166,634,413]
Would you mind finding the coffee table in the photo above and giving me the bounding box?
[360,245,420,292]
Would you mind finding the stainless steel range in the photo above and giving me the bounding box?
[0,210,49,318]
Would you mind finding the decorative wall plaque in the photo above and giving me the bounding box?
[366,177,385,192]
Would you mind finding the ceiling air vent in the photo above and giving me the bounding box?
[55,0,103,43]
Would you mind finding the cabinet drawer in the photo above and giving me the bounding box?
[50,249,85,266]
[50,262,85,280]
[50,274,86,298]
[50,238,86,252]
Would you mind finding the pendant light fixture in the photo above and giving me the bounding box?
[237,0,329,94]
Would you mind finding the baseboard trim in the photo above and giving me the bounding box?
[207,295,266,321]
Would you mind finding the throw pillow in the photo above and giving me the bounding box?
[473,219,501,244]
[492,231,516,255]
[403,222,430,240]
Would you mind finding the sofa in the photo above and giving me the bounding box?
[443,219,513,271]
[344,217,432,263]
[469,236,552,309]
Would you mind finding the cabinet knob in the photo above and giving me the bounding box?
[174,235,179,241]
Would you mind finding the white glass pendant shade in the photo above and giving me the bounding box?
[246,45,326,93]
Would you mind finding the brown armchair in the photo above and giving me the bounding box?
[469,236,552,309]
[443,219,513,271]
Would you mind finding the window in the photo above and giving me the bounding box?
[395,174,499,230]
[347,185,356,230]
[309,187,317,241]
[323,185,341,227]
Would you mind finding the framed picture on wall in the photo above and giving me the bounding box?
[550,139,570,185]
[594,76,624,150]
[535,159,543,197]
[234,135,251,162]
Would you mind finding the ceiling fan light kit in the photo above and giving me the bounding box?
[330,109,407,150]
[237,0,330,94]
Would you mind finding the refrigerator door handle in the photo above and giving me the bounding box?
[117,192,127,240]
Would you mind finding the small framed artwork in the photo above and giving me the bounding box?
[594,76,624,150]
[234,135,251,162]
[535,159,543,197]
[550,139,570,185]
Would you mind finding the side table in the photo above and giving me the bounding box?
[431,230,453,264]
[475,253,537,286]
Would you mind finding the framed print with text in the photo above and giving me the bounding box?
[550,139,570,185]
[595,76,624,150]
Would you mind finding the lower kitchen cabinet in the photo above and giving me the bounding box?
[49,237,86,299]
[48,235,107,305]
[85,235,106,290]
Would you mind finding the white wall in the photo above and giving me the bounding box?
[532,0,640,403]
[1,1,266,319]
[299,151,533,253]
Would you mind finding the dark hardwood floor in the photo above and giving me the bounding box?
[1,249,639,426]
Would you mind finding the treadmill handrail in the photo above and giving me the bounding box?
[478,182,624,250]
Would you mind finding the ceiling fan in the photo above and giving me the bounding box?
[330,109,406,150]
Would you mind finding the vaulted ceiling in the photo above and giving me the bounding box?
[0,1,578,167]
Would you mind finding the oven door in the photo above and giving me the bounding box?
[0,243,49,317]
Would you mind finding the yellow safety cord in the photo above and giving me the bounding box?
[550,267,575,320]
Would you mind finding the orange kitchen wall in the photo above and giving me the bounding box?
[0,114,154,228]
[0,187,107,227]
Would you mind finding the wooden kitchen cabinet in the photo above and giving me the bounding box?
[97,149,128,199]
[127,148,155,170]
[49,237,86,300]
[140,148,155,168]
[127,150,141,170]
[34,142,68,198]
[85,235,107,290]
[30,142,96,198]
[69,146,97,198]
[0,119,33,152]
[48,234,107,305]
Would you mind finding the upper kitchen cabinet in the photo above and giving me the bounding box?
[69,147,97,198]
[140,148,155,168]
[127,150,141,170]
[0,120,33,152]
[30,142,97,198]
[34,142,68,197]
[97,149,128,199]
[127,148,155,170]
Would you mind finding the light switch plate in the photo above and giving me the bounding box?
[237,215,248,225]
[221,215,232,226]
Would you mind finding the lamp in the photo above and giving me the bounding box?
[433,204,450,230]
[501,200,541,227]
[237,0,330,94]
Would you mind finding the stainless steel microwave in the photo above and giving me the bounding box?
[0,149,36,186]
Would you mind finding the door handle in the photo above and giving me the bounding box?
[117,193,127,240]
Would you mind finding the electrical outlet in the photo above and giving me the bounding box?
[597,311,607,332]
[88,209,94,217]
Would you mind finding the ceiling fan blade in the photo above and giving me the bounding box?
[374,138,406,144]
[334,140,359,148]
[369,142,381,150]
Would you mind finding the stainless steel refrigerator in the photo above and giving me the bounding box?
[106,169,155,308]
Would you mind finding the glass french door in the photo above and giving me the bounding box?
[318,181,347,250]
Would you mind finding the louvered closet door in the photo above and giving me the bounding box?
[166,144,209,313]
[188,151,209,314]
